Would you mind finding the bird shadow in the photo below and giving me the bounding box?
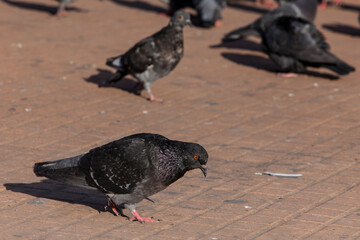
[1,0,84,15]
[108,0,168,14]
[210,39,262,52]
[340,3,360,12]
[222,52,339,80]
[222,52,277,72]
[227,1,268,14]
[4,180,106,212]
[323,23,360,37]
[84,68,142,97]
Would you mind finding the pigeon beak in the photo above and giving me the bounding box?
[199,165,207,177]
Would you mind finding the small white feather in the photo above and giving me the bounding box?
[112,57,122,68]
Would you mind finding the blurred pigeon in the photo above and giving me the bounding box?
[56,0,76,16]
[168,0,227,27]
[34,133,208,223]
[104,11,191,102]
[222,0,318,42]
[262,16,355,76]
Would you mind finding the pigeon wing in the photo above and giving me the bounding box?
[79,137,152,194]
[124,37,158,74]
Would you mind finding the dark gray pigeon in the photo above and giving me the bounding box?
[222,0,318,42]
[56,0,76,16]
[168,0,227,28]
[261,16,355,76]
[104,11,191,102]
[34,133,208,223]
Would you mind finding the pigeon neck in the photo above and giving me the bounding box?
[168,21,185,33]
[154,145,187,186]
[294,0,318,22]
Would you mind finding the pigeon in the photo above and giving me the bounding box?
[261,16,355,76]
[222,0,318,42]
[104,11,191,102]
[168,0,227,28]
[33,133,208,223]
[56,0,77,16]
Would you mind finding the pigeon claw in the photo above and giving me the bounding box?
[130,210,159,223]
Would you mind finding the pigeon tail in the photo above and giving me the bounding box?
[106,56,124,70]
[34,154,91,189]
[222,21,260,42]
[323,60,356,75]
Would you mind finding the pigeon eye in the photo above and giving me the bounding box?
[193,155,199,160]
[178,15,184,21]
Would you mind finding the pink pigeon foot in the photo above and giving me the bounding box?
[215,20,223,27]
[148,92,163,103]
[56,10,67,17]
[318,1,327,9]
[256,0,278,8]
[129,210,158,223]
[278,72,298,78]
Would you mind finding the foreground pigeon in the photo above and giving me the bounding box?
[222,0,318,42]
[34,133,208,223]
[105,11,191,102]
[168,0,227,27]
[261,16,355,76]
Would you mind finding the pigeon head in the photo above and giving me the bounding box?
[170,11,192,28]
[181,142,208,177]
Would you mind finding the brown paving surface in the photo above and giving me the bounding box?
[1,0,360,239]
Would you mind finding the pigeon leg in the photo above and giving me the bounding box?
[104,199,120,216]
[129,210,158,223]
[278,72,298,78]
[144,83,163,102]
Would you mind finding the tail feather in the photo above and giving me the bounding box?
[324,59,355,75]
[34,155,92,189]
[106,56,123,69]
[222,22,260,43]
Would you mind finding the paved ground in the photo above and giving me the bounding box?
[0,0,360,239]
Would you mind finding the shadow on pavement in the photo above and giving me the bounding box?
[340,2,360,12]
[84,68,144,97]
[222,52,340,80]
[211,39,262,52]
[1,0,84,15]
[227,1,268,14]
[4,180,105,212]
[109,0,167,14]
[323,23,360,37]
